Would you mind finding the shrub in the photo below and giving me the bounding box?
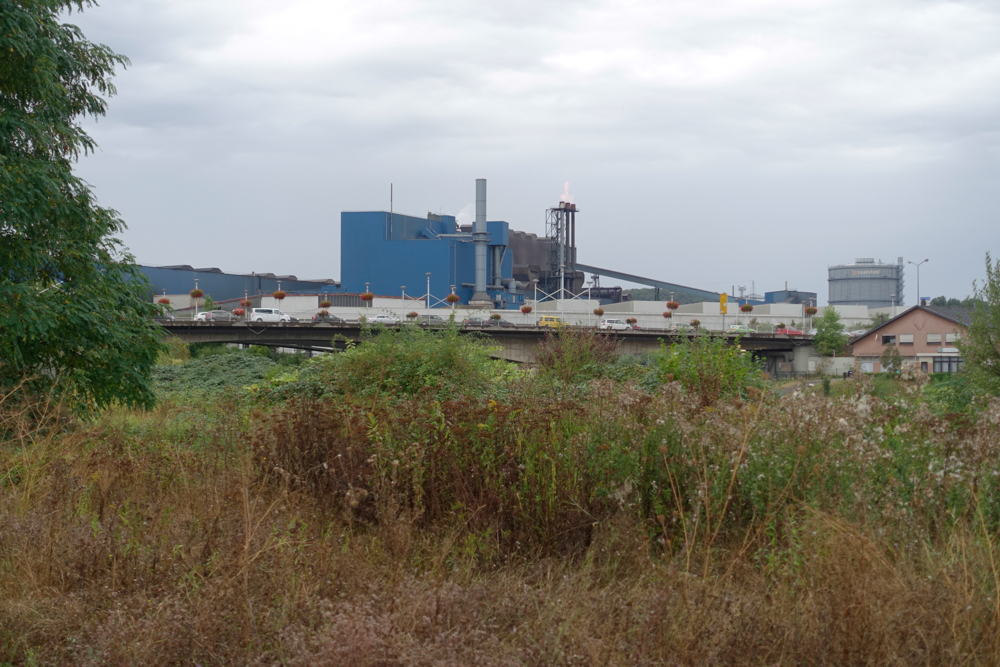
[534,328,619,384]
[652,334,763,405]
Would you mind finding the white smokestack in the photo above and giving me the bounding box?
[471,178,490,303]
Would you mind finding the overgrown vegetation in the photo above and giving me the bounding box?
[3,326,1000,665]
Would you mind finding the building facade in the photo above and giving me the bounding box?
[849,305,969,373]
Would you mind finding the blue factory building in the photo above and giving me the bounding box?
[340,209,525,309]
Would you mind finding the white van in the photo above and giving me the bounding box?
[598,318,631,331]
[249,308,291,323]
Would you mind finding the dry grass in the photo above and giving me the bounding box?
[2,377,1000,665]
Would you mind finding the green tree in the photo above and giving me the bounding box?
[202,294,216,311]
[956,253,1000,396]
[880,344,903,373]
[813,307,846,356]
[0,0,162,409]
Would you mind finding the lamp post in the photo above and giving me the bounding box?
[425,273,431,310]
[907,259,929,306]
[401,286,406,301]
[890,293,896,319]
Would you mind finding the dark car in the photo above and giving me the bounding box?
[312,313,345,324]
[464,316,513,328]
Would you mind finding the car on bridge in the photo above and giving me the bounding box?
[775,326,804,335]
[727,324,754,334]
[416,314,447,327]
[363,313,399,326]
[194,310,233,323]
[312,312,345,324]
[249,308,292,323]
[536,316,565,328]
[464,317,514,328]
[598,318,631,331]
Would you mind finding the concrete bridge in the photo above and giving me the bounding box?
[158,322,814,373]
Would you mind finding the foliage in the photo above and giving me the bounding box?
[652,333,764,405]
[957,253,1000,396]
[930,295,979,307]
[269,325,510,401]
[880,344,903,373]
[813,307,847,356]
[153,348,277,396]
[201,293,215,311]
[923,373,976,415]
[0,0,163,410]
[865,312,891,330]
[533,328,620,384]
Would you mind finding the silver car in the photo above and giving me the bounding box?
[194,310,233,323]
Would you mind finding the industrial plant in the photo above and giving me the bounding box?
[142,178,712,309]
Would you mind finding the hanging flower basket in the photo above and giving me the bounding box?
[741,304,754,313]
[626,317,637,325]
[805,306,818,316]
[690,319,701,329]
[320,300,332,308]
[445,294,460,304]
[593,308,605,317]
[777,322,786,329]
[666,300,679,310]
[233,308,245,317]
[240,298,253,308]
[360,292,374,302]
[521,305,533,314]
[491,313,502,320]
[318,309,330,317]
[407,311,419,320]
[190,288,204,300]
[157,297,170,305]
[663,311,673,318]
[273,290,286,300]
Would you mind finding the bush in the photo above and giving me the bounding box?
[652,334,763,405]
[534,328,619,384]
[270,325,511,401]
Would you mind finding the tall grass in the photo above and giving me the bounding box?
[2,330,999,664]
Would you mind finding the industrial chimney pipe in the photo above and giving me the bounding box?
[471,178,491,304]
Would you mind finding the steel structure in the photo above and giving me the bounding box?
[544,202,577,297]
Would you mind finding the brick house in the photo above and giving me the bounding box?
[849,305,970,373]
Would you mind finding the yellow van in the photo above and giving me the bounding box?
[537,315,565,328]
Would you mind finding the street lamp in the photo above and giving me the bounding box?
[425,273,431,310]
[401,286,406,301]
[890,293,896,318]
[907,259,929,306]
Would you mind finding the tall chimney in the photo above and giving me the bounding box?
[471,178,491,305]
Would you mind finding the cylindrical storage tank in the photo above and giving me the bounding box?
[828,258,905,309]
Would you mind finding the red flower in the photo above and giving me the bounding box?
[690,319,701,328]
[521,305,533,314]
[360,292,374,302]
[626,317,637,324]
[319,300,332,308]
[273,290,286,300]
[666,300,679,310]
[662,311,673,318]
[157,297,170,305]
[189,288,203,299]
[593,308,604,316]
[240,298,253,308]
[318,309,330,317]
[805,306,818,316]
[233,308,245,316]
[407,311,419,319]
[445,294,460,304]
[741,304,753,313]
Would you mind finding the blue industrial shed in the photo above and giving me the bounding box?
[340,210,524,309]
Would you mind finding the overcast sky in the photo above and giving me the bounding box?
[72,0,999,303]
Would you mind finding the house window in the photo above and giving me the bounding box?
[933,357,964,373]
[921,361,928,372]
[882,334,896,345]
[927,333,941,344]
[899,334,913,344]
[945,333,958,343]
